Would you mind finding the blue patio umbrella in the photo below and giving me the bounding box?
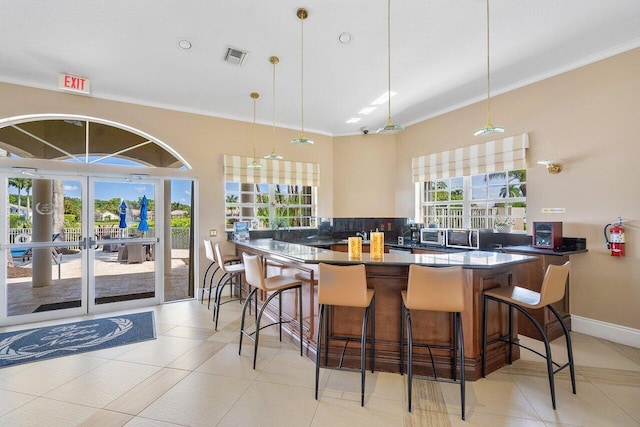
[138,195,149,232]
[118,200,127,229]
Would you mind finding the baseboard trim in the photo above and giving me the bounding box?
[572,315,640,349]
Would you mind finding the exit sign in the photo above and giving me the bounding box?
[58,73,90,95]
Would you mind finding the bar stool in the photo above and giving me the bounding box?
[482,261,575,410]
[400,265,466,419]
[315,263,375,407]
[201,239,240,308]
[239,253,303,369]
[212,242,245,330]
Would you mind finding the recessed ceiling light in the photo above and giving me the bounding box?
[371,91,396,106]
[358,107,377,115]
[177,39,192,50]
[338,32,353,44]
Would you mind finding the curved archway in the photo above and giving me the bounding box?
[0,114,191,169]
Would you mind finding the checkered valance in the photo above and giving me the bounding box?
[412,133,529,182]
[223,155,320,186]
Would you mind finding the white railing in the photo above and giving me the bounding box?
[8,227,191,249]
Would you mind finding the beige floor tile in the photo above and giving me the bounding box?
[77,409,134,427]
[44,359,161,408]
[368,371,406,402]
[0,389,37,417]
[160,325,214,340]
[591,382,640,425]
[511,374,638,426]
[444,410,547,427]
[257,348,318,388]
[105,368,190,415]
[311,394,404,426]
[195,342,274,380]
[454,371,540,420]
[114,334,202,366]
[0,354,107,395]
[166,340,227,371]
[0,397,100,427]
[207,329,240,343]
[218,381,318,427]
[124,417,185,426]
[137,371,252,426]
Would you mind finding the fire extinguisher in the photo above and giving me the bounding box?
[604,217,626,257]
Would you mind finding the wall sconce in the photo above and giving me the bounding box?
[537,160,563,174]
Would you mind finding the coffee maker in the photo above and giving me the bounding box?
[410,223,424,243]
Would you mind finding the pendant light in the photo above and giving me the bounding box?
[264,56,284,159]
[376,0,404,134]
[474,0,504,136]
[248,92,262,169]
[291,8,314,144]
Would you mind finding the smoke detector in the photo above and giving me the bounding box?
[224,47,249,66]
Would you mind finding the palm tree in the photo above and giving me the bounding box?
[8,178,30,219]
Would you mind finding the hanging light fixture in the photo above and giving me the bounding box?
[291,8,314,145]
[265,56,284,159]
[376,0,403,134]
[248,92,262,169]
[474,0,504,136]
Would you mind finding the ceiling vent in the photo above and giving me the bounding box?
[224,47,249,66]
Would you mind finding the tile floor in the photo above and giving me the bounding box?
[0,299,638,426]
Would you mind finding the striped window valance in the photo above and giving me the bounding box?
[412,133,529,182]
[223,155,320,186]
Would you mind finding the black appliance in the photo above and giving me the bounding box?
[533,221,563,249]
[409,223,424,243]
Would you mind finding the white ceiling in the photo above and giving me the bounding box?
[2,0,640,137]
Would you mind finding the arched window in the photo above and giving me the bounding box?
[0,114,190,169]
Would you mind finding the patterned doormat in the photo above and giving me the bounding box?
[0,311,156,368]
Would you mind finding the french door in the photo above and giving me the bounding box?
[1,172,163,326]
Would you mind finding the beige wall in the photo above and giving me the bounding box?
[1,47,639,331]
[394,48,640,330]
[331,133,397,217]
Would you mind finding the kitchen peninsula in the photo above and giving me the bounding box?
[232,238,538,380]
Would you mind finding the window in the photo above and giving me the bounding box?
[225,182,316,230]
[420,169,526,230]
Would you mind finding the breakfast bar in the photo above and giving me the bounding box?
[232,238,537,380]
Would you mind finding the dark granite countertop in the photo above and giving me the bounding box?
[232,239,537,269]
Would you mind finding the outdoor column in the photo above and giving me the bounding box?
[164,180,172,276]
[32,179,53,287]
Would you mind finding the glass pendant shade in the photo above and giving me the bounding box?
[377,117,404,134]
[291,8,314,145]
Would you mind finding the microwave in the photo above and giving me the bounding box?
[420,228,446,246]
[446,229,479,249]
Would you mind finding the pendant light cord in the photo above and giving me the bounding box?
[486,0,492,124]
[300,12,306,136]
[272,59,277,149]
[387,0,392,123]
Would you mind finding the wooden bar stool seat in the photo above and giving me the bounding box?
[400,265,466,419]
[239,253,303,369]
[482,261,575,410]
[315,263,375,407]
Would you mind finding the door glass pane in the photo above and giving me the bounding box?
[165,179,193,302]
[93,180,156,305]
[6,177,84,316]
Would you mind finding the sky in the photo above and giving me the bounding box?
[62,180,192,205]
[9,157,193,205]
